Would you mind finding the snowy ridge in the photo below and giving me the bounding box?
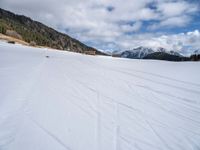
[0,42,200,150]
[112,47,183,59]
[194,49,200,55]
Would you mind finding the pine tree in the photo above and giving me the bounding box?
[0,26,6,34]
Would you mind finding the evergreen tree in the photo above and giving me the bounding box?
[0,25,6,34]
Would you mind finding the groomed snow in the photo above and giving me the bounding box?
[0,41,200,150]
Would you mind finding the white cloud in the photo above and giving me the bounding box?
[160,16,190,27]
[120,22,142,32]
[105,30,200,55]
[149,15,191,30]
[0,0,199,52]
[157,1,198,18]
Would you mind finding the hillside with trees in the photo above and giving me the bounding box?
[0,8,105,55]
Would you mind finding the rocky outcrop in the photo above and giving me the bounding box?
[5,30,22,40]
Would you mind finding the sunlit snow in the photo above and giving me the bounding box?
[0,42,200,150]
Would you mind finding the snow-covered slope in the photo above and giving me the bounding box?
[0,42,200,150]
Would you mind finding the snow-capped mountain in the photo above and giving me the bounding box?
[112,46,182,59]
[120,47,154,59]
[168,50,182,57]
[154,48,182,57]
[194,49,200,55]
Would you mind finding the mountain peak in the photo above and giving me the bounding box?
[194,49,200,55]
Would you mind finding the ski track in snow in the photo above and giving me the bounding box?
[0,42,200,150]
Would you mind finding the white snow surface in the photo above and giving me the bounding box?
[0,41,200,150]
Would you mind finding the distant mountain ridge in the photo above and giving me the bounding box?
[0,8,105,55]
[112,46,200,61]
[194,49,200,55]
[112,46,182,59]
[143,52,188,61]
[120,47,154,59]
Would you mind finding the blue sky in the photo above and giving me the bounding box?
[0,0,200,52]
